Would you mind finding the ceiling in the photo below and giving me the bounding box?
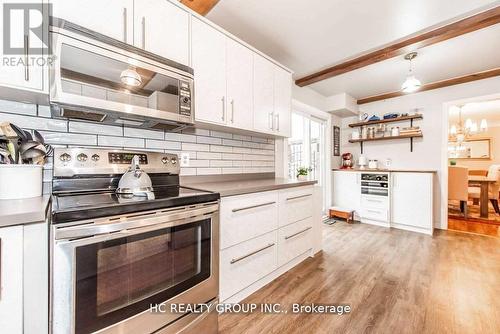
[207,0,500,99]
[449,99,500,126]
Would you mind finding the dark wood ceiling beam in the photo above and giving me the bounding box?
[295,6,500,87]
[357,68,500,105]
[180,0,220,16]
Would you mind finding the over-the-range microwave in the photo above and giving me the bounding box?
[49,18,194,132]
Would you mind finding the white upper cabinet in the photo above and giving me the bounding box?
[51,0,134,44]
[226,38,254,130]
[253,55,275,133]
[0,0,45,93]
[391,172,433,234]
[192,18,227,125]
[274,67,292,137]
[133,0,189,65]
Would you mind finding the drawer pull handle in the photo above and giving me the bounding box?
[367,209,380,214]
[366,199,382,203]
[285,226,312,240]
[232,201,276,213]
[230,243,275,264]
[286,194,312,201]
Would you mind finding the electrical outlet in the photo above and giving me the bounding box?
[180,153,190,167]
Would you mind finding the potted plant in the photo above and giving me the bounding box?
[0,122,52,199]
[296,167,311,181]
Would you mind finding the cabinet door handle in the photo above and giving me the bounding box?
[230,243,275,264]
[141,17,146,49]
[123,8,128,42]
[286,194,312,201]
[269,112,274,130]
[232,201,276,213]
[24,35,29,81]
[275,113,280,131]
[285,226,312,240]
[221,96,226,121]
[230,99,234,123]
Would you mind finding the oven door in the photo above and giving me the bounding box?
[49,25,194,129]
[51,202,218,334]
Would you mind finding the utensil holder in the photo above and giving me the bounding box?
[0,165,43,199]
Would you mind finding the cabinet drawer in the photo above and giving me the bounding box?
[278,217,313,267]
[361,195,388,209]
[219,231,277,301]
[220,191,279,249]
[278,186,314,227]
[360,207,389,221]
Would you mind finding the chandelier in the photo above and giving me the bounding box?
[449,105,487,143]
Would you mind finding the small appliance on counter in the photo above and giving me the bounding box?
[341,153,354,169]
[368,159,378,169]
[358,155,368,169]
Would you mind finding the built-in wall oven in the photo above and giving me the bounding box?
[52,203,219,334]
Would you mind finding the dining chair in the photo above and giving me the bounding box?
[468,165,500,214]
[448,166,469,218]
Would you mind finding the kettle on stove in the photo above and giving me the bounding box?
[116,155,153,197]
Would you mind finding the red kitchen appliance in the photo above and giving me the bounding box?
[341,153,354,169]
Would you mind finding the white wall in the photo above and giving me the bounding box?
[340,76,500,229]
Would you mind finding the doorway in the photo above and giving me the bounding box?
[446,98,500,237]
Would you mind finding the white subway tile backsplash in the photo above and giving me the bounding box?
[210,160,232,167]
[99,136,144,148]
[0,99,37,115]
[124,127,164,140]
[197,152,222,160]
[210,130,233,139]
[70,121,122,136]
[40,131,97,146]
[196,168,221,175]
[222,153,243,160]
[146,139,182,150]
[210,145,232,153]
[196,136,221,145]
[1,113,68,132]
[1,98,276,178]
[165,132,196,143]
[182,143,210,152]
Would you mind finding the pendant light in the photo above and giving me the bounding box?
[401,52,422,93]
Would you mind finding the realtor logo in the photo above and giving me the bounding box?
[2,3,51,55]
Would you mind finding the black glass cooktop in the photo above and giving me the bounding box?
[51,186,219,224]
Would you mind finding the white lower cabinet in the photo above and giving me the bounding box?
[220,191,278,249]
[278,217,313,267]
[333,171,361,215]
[219,186,320,302]
[0,226,23,334]
[0,223,48,334]
[392,172,433,234]
[220,231,278,302]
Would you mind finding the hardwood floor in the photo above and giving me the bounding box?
[219,222,500,334]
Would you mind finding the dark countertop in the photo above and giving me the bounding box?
[184,177,317,197]
[332,169,437,173]
[0,195,50,227]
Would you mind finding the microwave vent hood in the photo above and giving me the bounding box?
[49,18,195,132]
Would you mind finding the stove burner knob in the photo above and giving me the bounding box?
[91,154,100,162]
[171,157,178,165]
[77,153,88,162]
[59,153,71,162]
[161,157,169,164]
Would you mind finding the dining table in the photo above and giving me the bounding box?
[468,175,497,218]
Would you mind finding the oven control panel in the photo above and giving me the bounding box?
[53,148,180,177]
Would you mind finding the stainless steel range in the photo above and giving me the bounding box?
[50,148,219,334]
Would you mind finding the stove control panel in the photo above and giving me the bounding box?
[53,148,180,177]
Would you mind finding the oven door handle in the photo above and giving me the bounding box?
[55,203,218,241]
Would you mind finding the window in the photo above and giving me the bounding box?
[288,112,327,211]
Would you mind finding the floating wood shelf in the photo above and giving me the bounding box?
[348,114,423,128]
[348,134,423,143]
